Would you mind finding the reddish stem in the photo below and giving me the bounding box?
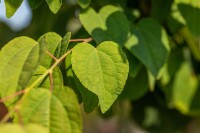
[0,90,26,103]
[46,51,58,61]
[49,71,54,93]
[70,37,93,43]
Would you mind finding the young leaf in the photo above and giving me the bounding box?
[45,0,62,14]
[79,5,130,46]
[38,32,62,68]
[125,18,169,77]
[0,124,48,133]
[78,0,91,9]
[0,37,40,106]
[59,32,71,57]
[4,0,23,18]
[71,41,129,113]
[13,89,72,133]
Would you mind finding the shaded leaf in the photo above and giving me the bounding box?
[72,41,129,113]
[125,18,169,77]
[78,0,91,9]
[79,5,130,46]
[28,0,44,9]
[125,50,141,78]
[74,74,99,113]
[119,67,148,100]
[0,37,40,106]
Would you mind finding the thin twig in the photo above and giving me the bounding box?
[15,107,23,126]
[49,71,54,93]
[46,51,58,61]
[70,37,93,43]
[0,90,26,103]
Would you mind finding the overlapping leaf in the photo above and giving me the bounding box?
[38,32,62,68]
[119,68,148,100]
[71,41,129,113]
[65,53,98,113]
[38,67,82,133]
[79,5,130,46]
[13,89,73,133]
[125,18,169,77]
[0,37,41,106]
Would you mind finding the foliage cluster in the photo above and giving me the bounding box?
[0,0,200,132]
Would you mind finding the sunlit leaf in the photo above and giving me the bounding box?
[0,37,40,106]
[72,41,129,113]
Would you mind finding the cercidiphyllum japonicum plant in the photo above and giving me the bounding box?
[1,0,200,133]
[0,31,129,133]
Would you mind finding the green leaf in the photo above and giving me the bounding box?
[14,89,72,133]
[31,67,82,133]
[78,0,91,8]
[0,124,48,133]
[125,50,141,78]
[40,67,63,92]
[170,0,200,60]
[119,67,148,100]
[27,65,47,87]
[28,0,44,9]
[0,37,40,106]
[74,74,99,113]
[71,41,129,113]
[45,0,62,14]
[64,53,98,112]
[79,5,130,46]
[151,0,173,21]
[125,18,169,77]
[38,32,62,68]
[58,86,82,133]
[4,0,23,18]
[59,32,71,57]
[172,62,198,114]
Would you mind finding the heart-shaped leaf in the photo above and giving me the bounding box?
[79,5,130,46]
[71,41,129,113]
